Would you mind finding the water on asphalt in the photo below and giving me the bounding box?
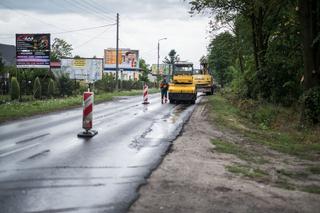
[0,93,198,212]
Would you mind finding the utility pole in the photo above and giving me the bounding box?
[115,13,119,91]
[157,38,167,81]
[157,41,160,77]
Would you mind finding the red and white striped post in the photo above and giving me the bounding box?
[142,83,150,104]
[78,91,98,137]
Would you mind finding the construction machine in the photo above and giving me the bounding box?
[168,61,197,104]
[193,57,216,95]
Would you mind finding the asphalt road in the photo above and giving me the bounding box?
[0,93,198,213]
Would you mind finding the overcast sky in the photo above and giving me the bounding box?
[0,0,211,68]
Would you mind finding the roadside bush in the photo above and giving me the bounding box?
[303,87,320,124]
[58,74,73,97]
[10,77,20,101]
[253,105,278,129]
[231,96,278,129]
[33,77,42,99]
[47,79,55,98]
[53,80,60,96]
[79,83,88,94]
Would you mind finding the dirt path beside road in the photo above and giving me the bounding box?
[129,97,320,213]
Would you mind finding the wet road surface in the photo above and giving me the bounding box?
[0,93,199,212]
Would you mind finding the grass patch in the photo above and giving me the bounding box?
[301,185,320,194]
[208,93,320,160]
[277,169,309,179]
[211,138,267,164]
[308,166,320,174]
[274,177,296,191]
[226,164,268,181]
[0,89,159,123]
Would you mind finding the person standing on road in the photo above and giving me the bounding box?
[160,77,169,104]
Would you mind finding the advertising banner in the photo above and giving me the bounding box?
[60,58,103,82]
[104,48,139,70]
[151,64,170,75]
[16,34,50,68]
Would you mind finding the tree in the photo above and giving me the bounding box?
[58,74,73,97]
[298,0,320,91]
[163,49,180,65]
[33,77,42,99]
[47,79,55,98]
[163,49,180,77]
[208,32,235,88]
[51,38,73,61]
[189,0,290,94]
[0,54,4,75]
[10,77,20,100]
[298,0,320,123]
[139,58,149,82]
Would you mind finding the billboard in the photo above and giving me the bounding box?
[104,48,139,70]
[151,64,170,75]
[60,58,103,82]
[16,33,50,68]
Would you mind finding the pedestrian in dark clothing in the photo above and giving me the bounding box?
[160,77,169,104]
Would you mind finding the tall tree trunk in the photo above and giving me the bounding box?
[238,51,245,73]
[250,14,260,72]
[299,0,320,90]
[299,0,320,123]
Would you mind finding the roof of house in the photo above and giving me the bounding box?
[0,43,16,66]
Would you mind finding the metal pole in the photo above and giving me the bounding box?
[156,38,167,82]
[157,41,160,78]
[115,13,119,92]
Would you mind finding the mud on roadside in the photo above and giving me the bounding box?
[129,97,320,213]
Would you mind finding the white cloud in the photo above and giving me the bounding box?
[0,0,211,68]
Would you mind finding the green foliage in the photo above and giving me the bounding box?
[193,1,308,110]
[47,79,55,98]
[0,54,4,75]
[139,58,149,82]
[163,49,180,66]
[95,74,116,92]
[208,32,235,87]
[226,164,268,180]
[33,77,42,99]
[0,89,159,123]
[10,77,20,100]
[51,37,73,61]
[57,74,73,97]
[208,94,320,160]
[303,87,320,124]
[211,138,267,164]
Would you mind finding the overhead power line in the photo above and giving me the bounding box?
[52,23,116,34]
[0,1,67,32]
[74,25,115,49]
[81,0,116,20]
[64,0,116,22]
[0,23,116,37]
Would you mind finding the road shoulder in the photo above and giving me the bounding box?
[129,97,320,213]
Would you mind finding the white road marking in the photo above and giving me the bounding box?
[0,143,40,158]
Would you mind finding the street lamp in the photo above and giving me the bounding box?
[157,37,167,78]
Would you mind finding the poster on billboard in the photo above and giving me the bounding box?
[16,34,50,68]
[104,48,139,70]
[151,64,170,75]
[60,58,103,82]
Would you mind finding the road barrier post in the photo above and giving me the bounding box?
[78,91,98,137]
[142,83,150,104]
